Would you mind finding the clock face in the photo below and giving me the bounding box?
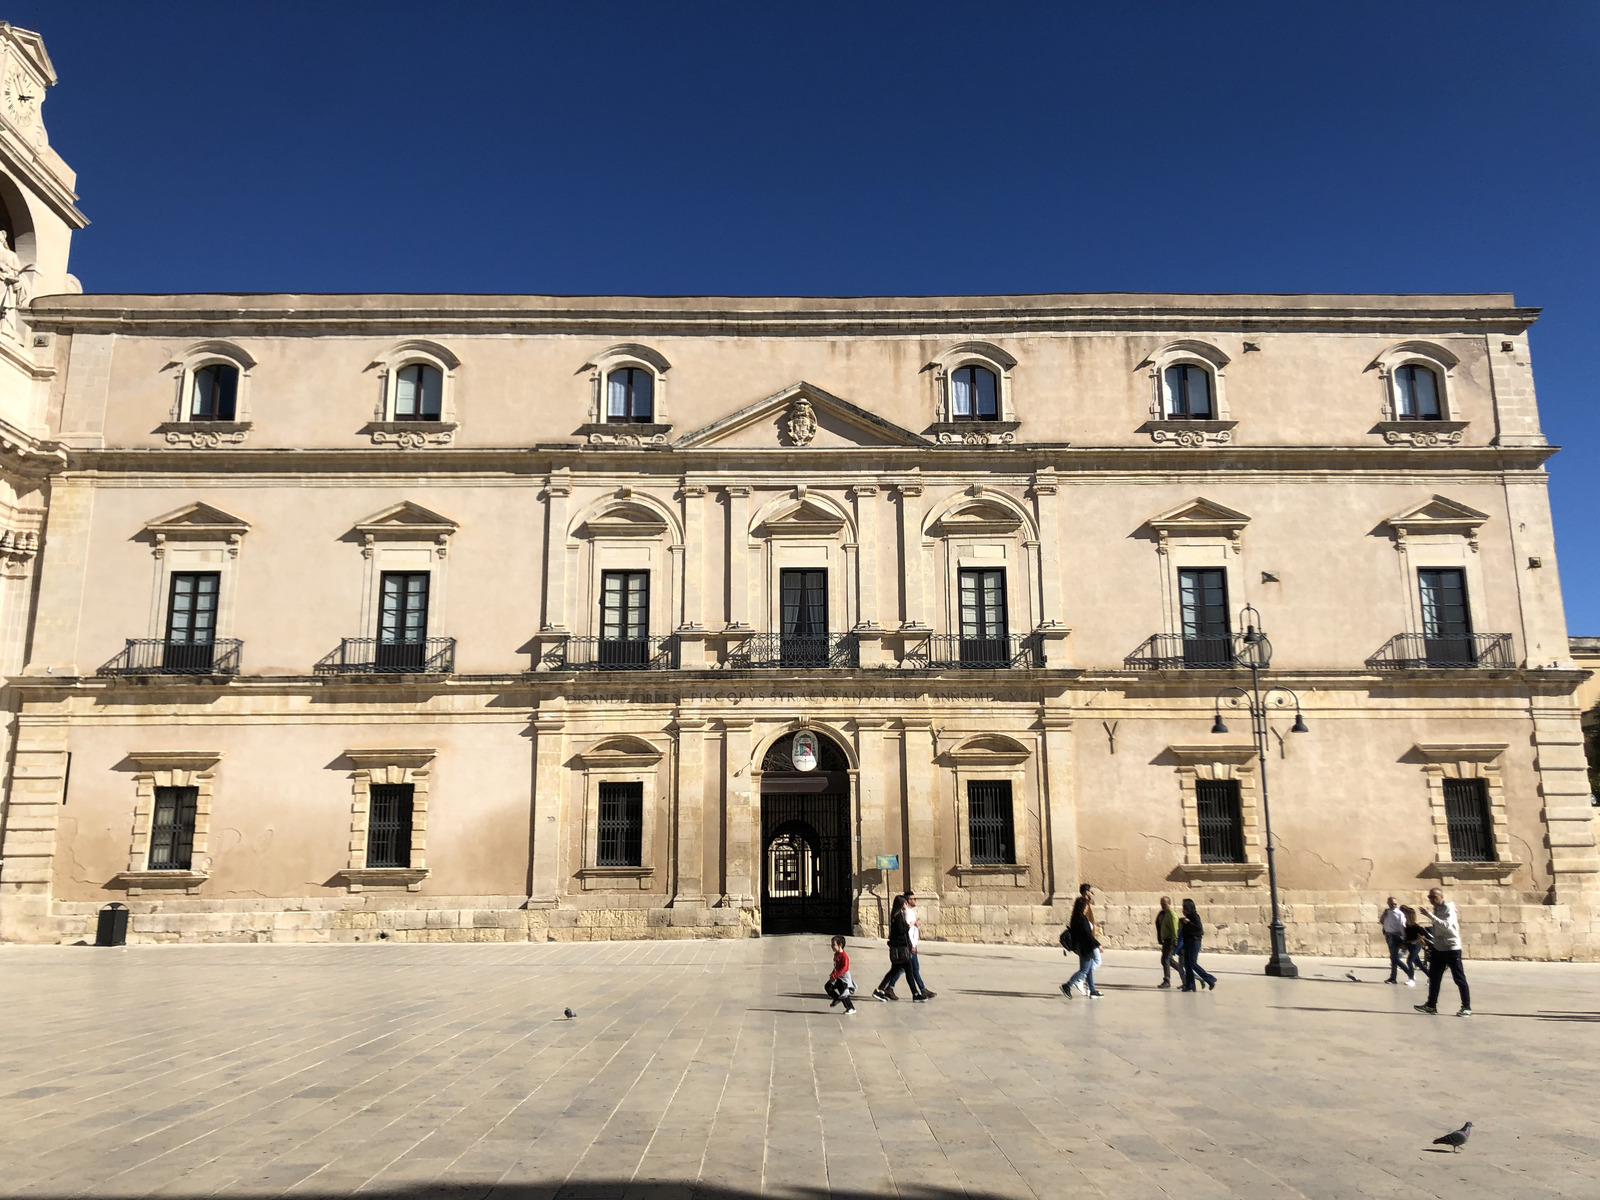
[5,71,36,126]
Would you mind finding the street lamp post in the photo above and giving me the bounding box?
[1210,604,1306,979]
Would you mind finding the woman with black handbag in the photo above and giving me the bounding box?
[874,894,922,1001]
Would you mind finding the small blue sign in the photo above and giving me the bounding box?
[876,854,900,870]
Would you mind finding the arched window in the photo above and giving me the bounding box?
[1162,364,1213,419]
[950,364,999,421]
[394,363,443,421]
[190,364,239,421]
[606,367,654,423]
[1394,364,1441,421]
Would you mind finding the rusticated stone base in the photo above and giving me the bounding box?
[33,886,1600,959]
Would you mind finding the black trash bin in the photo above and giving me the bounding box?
[95,902,129,947]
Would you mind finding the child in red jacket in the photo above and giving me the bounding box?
[825,935,857,1015]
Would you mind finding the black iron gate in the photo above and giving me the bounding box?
[760,783,852,935]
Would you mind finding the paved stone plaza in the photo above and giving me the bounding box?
[0,938,1595,1200]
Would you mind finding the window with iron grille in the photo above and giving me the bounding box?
[597,781,644,867]
[967,780,1015,865]
[1443,778,1495,862]
[148,786,198,870]
[1195,779,1244,863]
[367,783,414,869]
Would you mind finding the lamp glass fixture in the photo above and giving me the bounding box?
[1290,711,1309,734]
[1211,713,1229,735]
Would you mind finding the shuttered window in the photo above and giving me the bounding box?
[1196,779,1244,863]
[367,784,413,869]
[967,780,1015,865]
[597,782,644,867]
[1443,778,1495,862]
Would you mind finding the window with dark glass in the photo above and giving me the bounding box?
[1419,568,1472,666]
[148,786,198,870]
[967,780,1015,865]
[958,567,1008,665]
[1178,567,1231,667]
[1195,779,1244,863]
[778,568,829,666]
[366,783,413,869]
[1394,364,1441,421]
[190,364,238,421]
[596,781,644,867]
[606,367,654,422]
[1443,778,1495,862]
[600,570,649,666]
[377,571,429,670]
[950,365,999,421]
[1162,363,1213,418]
[394,363,443,421]
[164,571,219,672]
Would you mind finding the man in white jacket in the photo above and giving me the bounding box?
[1414,887,1472,1017]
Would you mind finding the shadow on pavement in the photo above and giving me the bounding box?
[13,1186,1018,1200]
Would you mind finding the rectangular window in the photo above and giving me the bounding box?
[164,571,219,672]
[366,783,414,869]
[1443,778,1495,862]
[967,780,1015,865]
[1178,567,1231,667]
[395,364,442,420]
[596,781,644,867]
[148,785,198,870]
[779,568,828,665]
[958,567,1009,665]
[1419,568,1473,666]
[377,571,429,670]
[1195,779,1244,863]
[599,570,649,666]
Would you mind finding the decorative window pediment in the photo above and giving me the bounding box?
[577,501,671,539]
[930,498,1025,538]
[575,735,666,769]
[144,502,250,547]
[944,734,1031,765]
[1383,496,1489,542]
[353,501,458,557]
[1146,497,1250,554]
[755,495,849,537]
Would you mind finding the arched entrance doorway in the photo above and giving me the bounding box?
[759,731,852,935]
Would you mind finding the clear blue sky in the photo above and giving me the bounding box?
[28,1,1600,631]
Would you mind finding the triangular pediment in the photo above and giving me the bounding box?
[1145,497,1252,535]
[756,496,849,537]
[144,502,250,540]
[675,382,930,450]
[354,501,459,541]
[1384,495,1490,533]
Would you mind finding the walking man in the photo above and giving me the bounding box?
[1155,896,1180,988]
[1381,896,1414,986]
[1414,887,1472,1017]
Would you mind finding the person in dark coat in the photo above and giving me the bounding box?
[874,894,918,1001]
[1179,898,1217,992]
[1061,883,1104,998]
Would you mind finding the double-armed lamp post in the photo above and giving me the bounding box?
[1210,604,1305,979]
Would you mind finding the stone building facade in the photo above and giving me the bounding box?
[0,25,1595,957]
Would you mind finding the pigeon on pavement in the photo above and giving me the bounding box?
[563,1007,576,1019]
[1346,971,1360,982]
[1433,1122,1473,1152]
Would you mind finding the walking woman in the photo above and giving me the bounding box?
[1178,898,1217,992]
[1061,883,1104,998]
[874,894,919,1001]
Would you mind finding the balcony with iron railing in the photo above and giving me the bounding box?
[98,638,243,677]
[726,633,860,669]
[315,638,456,675]
[551,635,679,671]
[904,634,1041,669]
[1124,633,1244,670]
[1366,633,1515,671]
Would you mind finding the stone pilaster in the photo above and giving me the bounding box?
[1532,702,1599,901]
[672,714,706,907]
[724,486,751,629]
[24,477,95,675]
[1039,707,1078,907]
[541,469,571,632]
[679,480,706,632]
[902,720,938,896]
[895,477,926,629]
[529,704,566,905]
[0,708,70,942]
[722,718,755,904]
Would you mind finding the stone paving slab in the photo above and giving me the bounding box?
[0,938,1595,1199]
